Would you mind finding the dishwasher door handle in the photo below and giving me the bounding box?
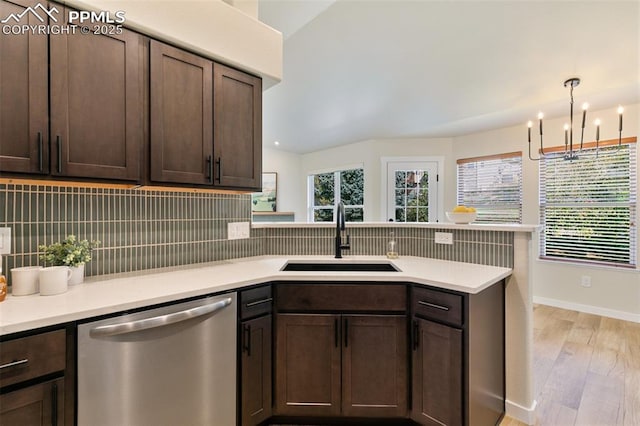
[89,297,233,338]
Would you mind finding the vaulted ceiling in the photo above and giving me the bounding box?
[258,0,640,154]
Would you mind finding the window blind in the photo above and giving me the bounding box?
[457,152,522,223]
[540,142,637,267]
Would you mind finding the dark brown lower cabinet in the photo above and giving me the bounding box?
[410,282,505,426]
[241,314,273,426]
[0,378,64,426]
[342,315,407,418]
[275,314,341,417]
[275,313,407,419]
[411,319,462,426]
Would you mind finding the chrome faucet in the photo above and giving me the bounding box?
[335,201,351,258]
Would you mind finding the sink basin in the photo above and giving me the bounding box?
[281,261,400,272]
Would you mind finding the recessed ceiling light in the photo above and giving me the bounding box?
[274,141,280,146]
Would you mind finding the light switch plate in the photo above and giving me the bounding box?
[0,227,11,254]
[227,222,251,240]
[434,231,453,245]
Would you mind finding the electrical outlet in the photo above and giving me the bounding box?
[227,222,251,240]
[0,227,11,254]
[434,232,453,245]
[580,275,592,288]
[236,222,250,239]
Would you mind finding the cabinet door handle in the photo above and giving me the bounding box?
[334,318,339,348]
[344,317,348,348]
[37,132,43,172]
[243,324,251,356]
[413,320,419,351]
[51,382,58,426]
[245,297,273,308]
[215,157,222,182]
[418,300,450,311]
[56,135,62,173]
[206,155,213,183]
[0,358,29,370]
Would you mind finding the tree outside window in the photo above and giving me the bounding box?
[311,168,364,222]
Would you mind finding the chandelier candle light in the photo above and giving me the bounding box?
[527,77,624,161]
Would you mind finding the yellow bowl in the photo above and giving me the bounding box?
[446,211,477,224]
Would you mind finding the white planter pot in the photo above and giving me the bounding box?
[39,266,71,296]
[69,264,85,285]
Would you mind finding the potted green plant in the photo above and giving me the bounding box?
[39,235,100,285]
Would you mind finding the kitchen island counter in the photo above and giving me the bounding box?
[0,255,510,336]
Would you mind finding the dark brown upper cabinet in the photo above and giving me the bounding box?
[149,40,213,185]
[213,63,262,190]
[150,42,262,191]
[49,13,144,181]
[0,0,49,175]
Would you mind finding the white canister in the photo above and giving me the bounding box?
[39,266,72,296]
[11,266,43,295]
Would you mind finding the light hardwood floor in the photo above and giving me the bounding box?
[501,304,640,426]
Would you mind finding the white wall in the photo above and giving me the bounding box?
[262,148,304,221]
[297,138,454,222]
[453,103,640,321]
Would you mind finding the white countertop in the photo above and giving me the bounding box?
[252,222,540,232]
[0,256,512,336]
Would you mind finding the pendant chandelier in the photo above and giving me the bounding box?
[527,77,624,161]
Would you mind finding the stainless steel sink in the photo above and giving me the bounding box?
[281,260,400,272]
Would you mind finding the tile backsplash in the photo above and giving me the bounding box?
[1,182,514,286]
[257,226,513,268]
[0,183,259,281]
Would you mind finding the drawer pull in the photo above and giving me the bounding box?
[418,300,450,311]
[0,358,29,370]
[245,297,273,308]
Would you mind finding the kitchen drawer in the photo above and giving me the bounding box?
[240,285,273,320]
[412,286,463,327]
[0,329,66,387]
[276,283,406,312]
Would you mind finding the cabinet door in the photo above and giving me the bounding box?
[275,314,341,417]
[0,378,64,426]
[213,63,262,190]
[342,315,407,418]
[411,318,462,426]
[0,0,48,174]
[241,315,272,426]
[150,40,213,185]
[50,18,143,181]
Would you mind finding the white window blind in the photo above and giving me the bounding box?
[540,142,637,267]
[457,152,522,223]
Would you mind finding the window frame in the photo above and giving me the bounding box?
[539,138,637,268]
[456,151,523,224]
[307,166,364,223]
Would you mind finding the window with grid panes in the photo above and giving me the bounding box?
[457,152,523,223]
[540,140,637,267]
[310,168,364,222]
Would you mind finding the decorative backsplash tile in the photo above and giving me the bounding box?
[0,183,259,282]
[259,226,513,267]
[1,182,513,286]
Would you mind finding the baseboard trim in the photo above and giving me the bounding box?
[505,398,537,425]
[534,296,640,323]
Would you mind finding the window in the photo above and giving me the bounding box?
[457,152,523,223]
[387,161,438,222]
[540,141,637,267]
[310,168,364,222]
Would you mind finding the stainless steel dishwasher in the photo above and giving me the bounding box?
[77,293,237,426]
